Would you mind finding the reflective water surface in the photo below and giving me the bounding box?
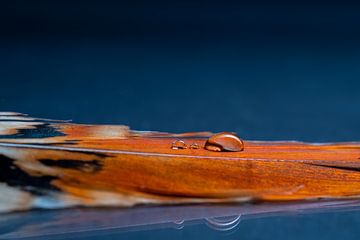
[2,200,360,239]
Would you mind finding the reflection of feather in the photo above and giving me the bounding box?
[2,199,360,239]
[1,112,360,213]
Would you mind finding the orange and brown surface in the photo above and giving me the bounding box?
[1,112,360,213]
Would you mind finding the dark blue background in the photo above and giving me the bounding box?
[1,1,360,239]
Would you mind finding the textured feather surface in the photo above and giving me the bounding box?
[1,112,360,213]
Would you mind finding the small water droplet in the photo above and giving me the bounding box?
[205,132,244,152]
[171,140,187,150]
[189,143,200,149]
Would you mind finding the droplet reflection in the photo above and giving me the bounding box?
[172,219,185,229]
[205,215,242,232]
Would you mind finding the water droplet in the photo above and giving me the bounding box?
[204,132,244,152]
[171,140,187,150]
[189,143,200,149]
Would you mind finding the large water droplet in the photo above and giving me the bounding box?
[204,132,244,152]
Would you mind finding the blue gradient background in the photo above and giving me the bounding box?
[1,1,360,239]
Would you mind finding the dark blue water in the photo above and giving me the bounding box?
[71,211,360,240]
[1,1,360,239]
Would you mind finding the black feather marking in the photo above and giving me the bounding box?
[310,163,360,173]
[0,123,65,139]
[0,154,60,195]
[56,149,111,158]
[28,140,80,146]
